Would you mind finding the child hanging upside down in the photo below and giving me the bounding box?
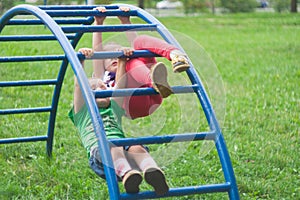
[69,48,169,195]
[92,6,190,119]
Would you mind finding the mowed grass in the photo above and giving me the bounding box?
[0,12,299,200]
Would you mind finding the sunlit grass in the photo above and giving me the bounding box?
[0,11,299,199]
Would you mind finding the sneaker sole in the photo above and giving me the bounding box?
[173,62,190,73]
[123,170,143,194]
[151,62,173,98]
[144,168,169,196]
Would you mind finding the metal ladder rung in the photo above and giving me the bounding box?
[0,106,52,115]
[83,50,160,60]
[0,50,158,62]
[109,131,217,147]
[7,18,92,25]
[0,55,66,62]
[94,85,198,98]
[0,79,57,87]
[119,183,231,199]
[38,5,119,10]
[0,34,75,41]
[0,135,48,144]
[45,10,138,17]
[62,24,157,33]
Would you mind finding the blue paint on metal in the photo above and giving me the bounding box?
[0,79,57,87]
[0,136,48,144]
[109,132,217,147]
[0,34,76,41]
[94,85,197,98]
[61,24,157,33]
[119,183,231,199]
[0,4,239,199]
[8,18,92,25]
[0,106,52,115]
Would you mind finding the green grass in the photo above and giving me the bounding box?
[1,12,299,199]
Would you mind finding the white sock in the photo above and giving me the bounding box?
[139,157,158,171]
[170,49,184,60]
[114,158,131,177]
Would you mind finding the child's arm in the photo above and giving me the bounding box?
[74,48,94,113]
[118,7,138,47]
[112,47,134,107]
[92,7,106,79]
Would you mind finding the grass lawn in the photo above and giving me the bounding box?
[0,9,299,200]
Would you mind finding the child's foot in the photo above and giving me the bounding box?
[122,170,143,194]
[151,62,174,98]
[170,50,190,73]
[144,167,169,196]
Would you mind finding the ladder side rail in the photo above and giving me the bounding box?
[0,5,122,198]
[158,20,241,200]
[130,4,240,199]
[46,59,70,156]
[214,134,240,199]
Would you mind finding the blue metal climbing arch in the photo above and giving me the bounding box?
[0,4,240,200]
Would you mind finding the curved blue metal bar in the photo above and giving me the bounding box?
[0,4,239,199]
[0,5,120,199]
[121,4,239,199]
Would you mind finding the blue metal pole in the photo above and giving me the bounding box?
[0,5,120,199]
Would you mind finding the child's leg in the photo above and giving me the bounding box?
[111,146,132,177]
[126,145,158,171]
[123,95,162,119]
[126,145,169,195]
[123,58,163,119]
[133,35,190,73]
[133,35,178,60]
[111,147,142,193]
[125,58,152,87]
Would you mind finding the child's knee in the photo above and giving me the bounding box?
[128,145,147,153]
